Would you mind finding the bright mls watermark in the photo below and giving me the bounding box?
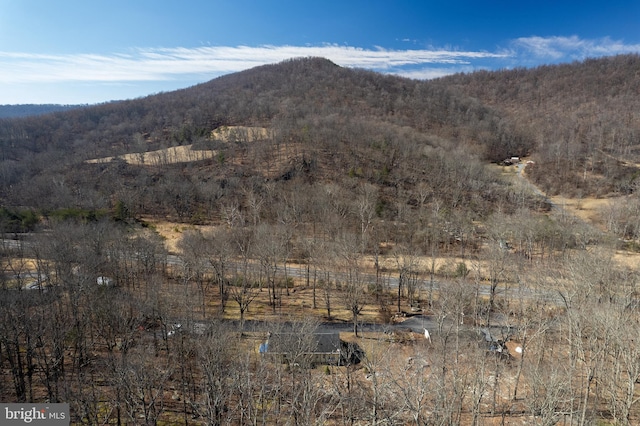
[1,403,69,425]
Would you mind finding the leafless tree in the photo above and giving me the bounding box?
[177,229,212,318]
[193,322,236,425]
[419,199,445,307]
[355,183,378,254]
[431,279,473,424]
[254,223,291,311]
[392,243,421,313]
[391,349,432,425]
[229,227,259,332]
[336,233,367,336]
[525,357,572,425]
[121,348,172,425]
[483,212,515,327]
[204,227,233,315]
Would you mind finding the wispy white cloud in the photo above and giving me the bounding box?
[0,44,507,84]
[510,35,640,62]
[1,37,639,103]
[394,66,479,80]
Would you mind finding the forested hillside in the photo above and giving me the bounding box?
[0,57,534,222]
[2,56,640,425]
[441,54,640,197]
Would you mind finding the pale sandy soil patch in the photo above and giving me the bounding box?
[613,250,640,269]
[1,259,40,289]
[499,162,640,269]
[85,126,272,166]
[148,216,511,292]
[543,195,640,269]
[210,125,271,142]
[85,126,297,180]
[86,144,218,166]
[143,217,218,253]
[545,195,640,268]
[549,195,612,228]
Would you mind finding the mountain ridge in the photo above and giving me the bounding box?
[0,55,638,225]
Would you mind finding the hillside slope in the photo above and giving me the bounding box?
[440,54,640,197]
[1,56,638,242]
[0,58,533,223]
[3,57,640,425]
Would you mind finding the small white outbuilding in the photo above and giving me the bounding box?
[97,276,114,287]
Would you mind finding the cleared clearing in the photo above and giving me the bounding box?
[86,126,271,166]
[210,125,271,142]
[86,144,218,166]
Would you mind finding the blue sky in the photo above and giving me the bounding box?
[1,0,639,104]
